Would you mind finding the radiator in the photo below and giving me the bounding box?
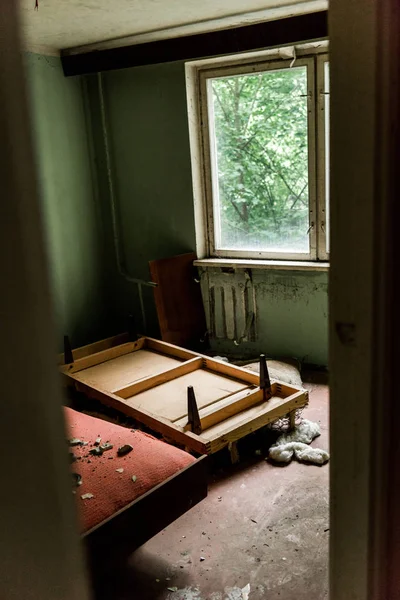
[200,268,257,343]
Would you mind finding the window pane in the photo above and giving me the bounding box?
[324,61,330,254]
[208,66,310,254]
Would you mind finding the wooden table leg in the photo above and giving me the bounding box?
[289,410,296,431]
[228,441,240,464]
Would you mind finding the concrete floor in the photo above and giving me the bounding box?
[94,382,329,600]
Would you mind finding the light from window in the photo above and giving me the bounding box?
[187,47,329,261]
[208,66,310,255]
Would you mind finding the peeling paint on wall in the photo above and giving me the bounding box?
[204,269,256,343]
[200,267,328,365]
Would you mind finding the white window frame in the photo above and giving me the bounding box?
[317,54,330,260]
[186,42,329,262]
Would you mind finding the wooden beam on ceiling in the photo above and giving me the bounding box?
[61,10,328,77]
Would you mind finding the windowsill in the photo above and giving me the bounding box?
[194,258,329,271]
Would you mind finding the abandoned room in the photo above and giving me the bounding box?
[3,0,397,599]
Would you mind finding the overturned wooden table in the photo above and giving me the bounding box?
[60,334,308,456]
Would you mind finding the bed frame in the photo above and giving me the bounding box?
[60,333,309,455]
[84,454,208,560]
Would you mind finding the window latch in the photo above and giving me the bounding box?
[306,221,315,235]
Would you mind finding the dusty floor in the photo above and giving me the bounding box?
[93,381,329,600]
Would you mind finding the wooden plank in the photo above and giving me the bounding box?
[175,386,262,429]
[171,384,251,424]
[149,252,207,348]
[196,387,264,431]
[147,337,262,386]
[146,337,198,360]
[73,349,181,392]
[114,357,203,399]
[203,356,260,385]
[274,380,304,397]
[66,378,208,454]
[174,381,284,428]
[60,341,143,374]
[57,332,130,365]
[125,370,248,422]
[203,390,308,453]
[61,12,328,77]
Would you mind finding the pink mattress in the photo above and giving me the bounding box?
[64,407,195,533]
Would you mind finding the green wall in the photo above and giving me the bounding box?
[104,62,196,268]
[205,268,328,364]
[24,53,328,363]
[25,53,109,348]
[91,61,329,364]
[86,62,198,337]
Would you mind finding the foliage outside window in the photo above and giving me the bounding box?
[189,47,329,261]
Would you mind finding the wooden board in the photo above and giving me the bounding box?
[58,332,130,365]
[125,369,249,421]
[149,252,207,348]
[73,349,181,392]
[60,334,309,454]
[201,391,306,453]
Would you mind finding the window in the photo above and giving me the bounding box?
[187,45,329,262]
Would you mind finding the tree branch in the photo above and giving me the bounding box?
[212,87,230,123]
[242,77,264,137]
[290,181,308,208]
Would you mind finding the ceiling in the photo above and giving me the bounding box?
[20,0,327,54]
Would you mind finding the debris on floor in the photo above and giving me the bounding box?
[165,586,252,600]
[100,442,113,452]
[131,475,137,482]
[69,438,83,446]
[268,419,329,465]
[276,419,320,445]
[117,444,133,456]
[89,447,103,456]
[242,584,251,600]
[94,381,329,600]
[116,468,124,473]
[165,586,202,599]
[72,472,82,487]
[80,492,94,500]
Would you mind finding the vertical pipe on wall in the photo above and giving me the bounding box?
[98,72,155,289]
[97,72,156,331]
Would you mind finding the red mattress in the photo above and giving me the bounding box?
[64,407,195,533]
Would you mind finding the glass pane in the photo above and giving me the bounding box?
[208,66,310,254]
[324,61,330,254]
